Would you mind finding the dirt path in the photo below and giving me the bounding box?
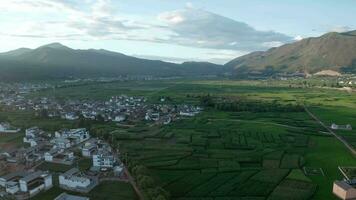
[304,105,356,156]
[124,167,145,200]
[209,118,303,130]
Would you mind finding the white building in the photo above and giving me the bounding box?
[0,171,29,194]
[113,115,126,122]
[331,123,352,130]
[51,138,71,149]
[82,142,97,157]
[19,171,52,197]
[65,113,79,120]
[0,122,20,133]
[55,193,89,200]
[55,128,90,145]
[93,152,116,168]
[59,168,91,189]
[0,123,10,132]
[45,149,75,165]
[0,171,52,197]
[23,127,43,147]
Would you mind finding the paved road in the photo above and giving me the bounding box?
[304,105,356,156]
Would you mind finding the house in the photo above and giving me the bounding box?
[82,142,97,157]
[65,113,79,120]
[333,180,356,200]
[45,149,75,165]
[0,122,20,133]
[145,112,160,121]
[331,123,352,131]
[23,127,43,147]
[0,171,29,189]
[19,171,52,197]
[0,171,52,197]
[92,149,116,169]
[113,115,126,122]
[59,168,97,193]
[55,128,90,145]
[54,192,89,200]
[0,123,10,132]
[51,138,71,149]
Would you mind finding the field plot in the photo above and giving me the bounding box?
[118,108,330,200]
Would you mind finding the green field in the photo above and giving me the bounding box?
[2,79,356,200]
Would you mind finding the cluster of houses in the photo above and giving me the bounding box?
[0,93,202,125]
[0,127,123,199]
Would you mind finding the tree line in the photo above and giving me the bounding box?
[200,95,304,112]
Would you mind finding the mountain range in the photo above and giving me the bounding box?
[1,30,356,80]
[0,43,226,81]
[225,30,356,76]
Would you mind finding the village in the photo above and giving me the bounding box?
[0,82,204,200]
[0,126,127,200]
[0,83,202,125]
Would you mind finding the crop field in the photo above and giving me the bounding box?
[4,79,356,200]
[118,108,330,199]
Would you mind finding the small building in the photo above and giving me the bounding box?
[0,171,29,190]
[65,113,79,120]
[54,192,89,200]
[92,151,116,169]
[45,150,75,165]
[59,168,97,193]
[331,123,352,131]
[0,122,20,133]
[55,128,90,145]
[0,171,52,197]
[23,127,43,147]
[113,115,126,122]
[82,143,97,158]
[51,138,71,149]
[333,180,356,200]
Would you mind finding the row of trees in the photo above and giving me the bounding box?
[200,94,304,112]
[124,157,170,200]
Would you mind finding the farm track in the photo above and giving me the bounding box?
[209,118,304,130]
[304,105,356,156]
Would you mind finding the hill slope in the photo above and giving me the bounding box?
[225,30,356,76]
[0,43,226,81]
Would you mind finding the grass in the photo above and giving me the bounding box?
[4,79,356,200]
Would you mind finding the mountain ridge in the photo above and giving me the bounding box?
[225,30,356,76]
[0,43,226,81]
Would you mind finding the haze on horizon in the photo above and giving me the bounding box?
[0,0,355,64]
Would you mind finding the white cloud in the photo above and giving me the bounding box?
[0,1,293,61]
[157,8,293,51]
[294,35,303,41]
[329,26,352,33]
[158,11,186,24]
[185,2,194,9]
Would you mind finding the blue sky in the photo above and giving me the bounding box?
[0,0,355,64]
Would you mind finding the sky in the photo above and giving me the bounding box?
[0,0,355,64]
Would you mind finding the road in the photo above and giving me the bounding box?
[304,105,356,156]
[124,166,145,200]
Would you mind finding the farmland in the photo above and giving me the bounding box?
[2,78,356,200]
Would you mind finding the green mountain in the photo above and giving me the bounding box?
[225,30,356,76]
[0,43,226,81]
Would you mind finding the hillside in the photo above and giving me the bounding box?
[0,43,226,81]
[225,30,356,76]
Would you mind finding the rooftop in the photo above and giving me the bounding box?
[54,192,89,200]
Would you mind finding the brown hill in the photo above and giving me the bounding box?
[225,30,356,76]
